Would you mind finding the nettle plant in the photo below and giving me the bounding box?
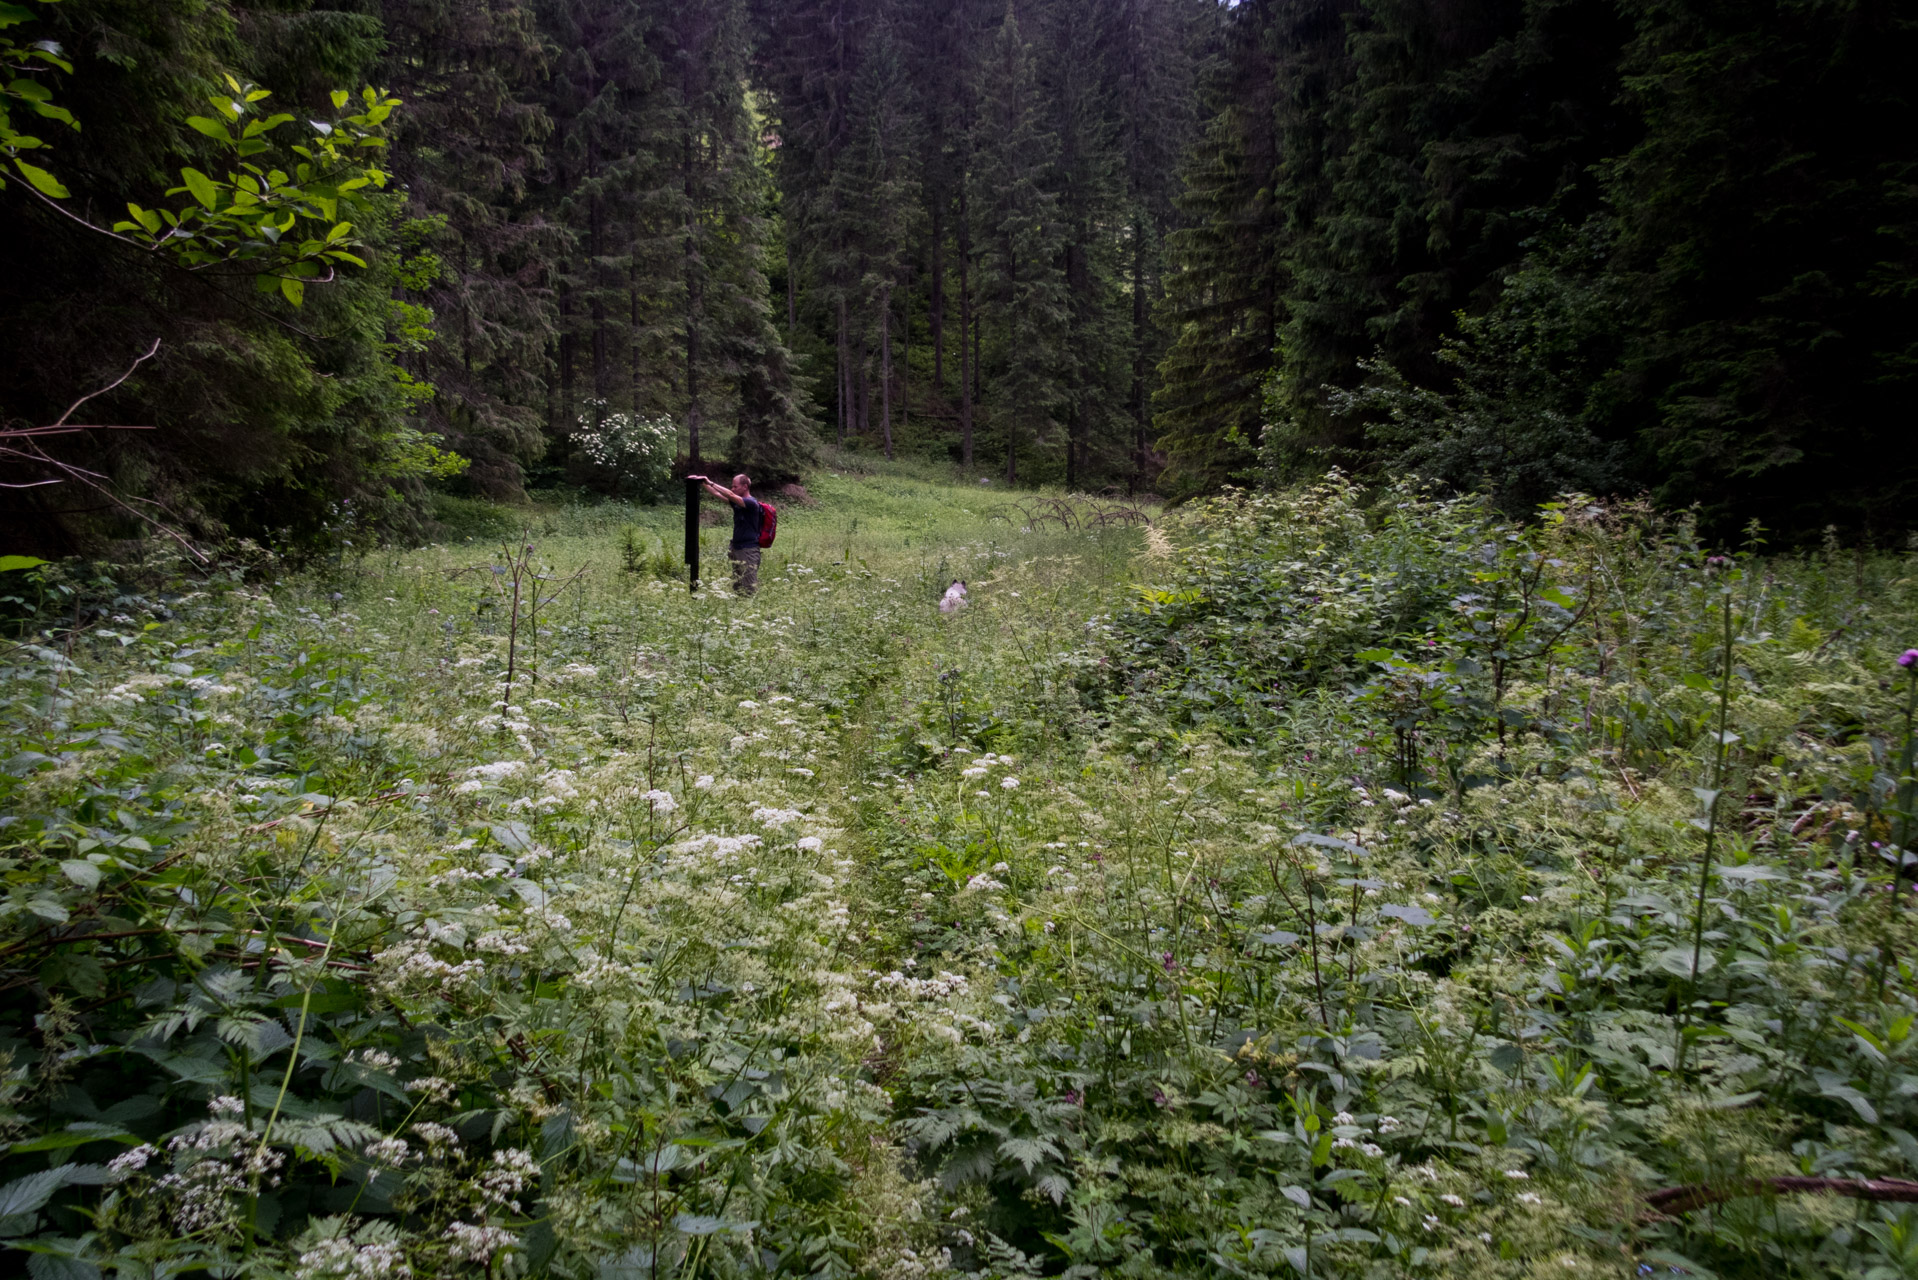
[0,543,944,1278]
[928,481,1918,1277]
[8,473,1918,1279]
[572,402,676,502]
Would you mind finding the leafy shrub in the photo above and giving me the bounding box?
[571,401,676,502]
[428,492,521,542]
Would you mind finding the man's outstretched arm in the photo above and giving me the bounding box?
[688,475,744,507]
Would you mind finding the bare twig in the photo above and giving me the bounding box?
[1643,1175,1918,1219]
[0,339,208,563]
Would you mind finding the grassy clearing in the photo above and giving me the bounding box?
[6,469,1918,1278]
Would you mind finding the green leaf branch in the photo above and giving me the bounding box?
[1,4,401,310]
[0,0,76,198]
[110,78,399,304]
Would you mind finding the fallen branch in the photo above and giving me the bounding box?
[0,338,208,563]
[1644,1175,1918,1218]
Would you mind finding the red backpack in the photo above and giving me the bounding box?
[756,500,778,548]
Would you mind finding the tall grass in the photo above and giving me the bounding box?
[4,469,1918,1277]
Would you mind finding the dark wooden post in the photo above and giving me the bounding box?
[684,476,700,593]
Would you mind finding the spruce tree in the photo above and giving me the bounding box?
[380,0,557,496]
[1037,0,1123,489]
[1606,0,1918,535]
[644,0,815,472]
[842,7,918,459]
[970,0,1065,483]
[535,0,658,432]
[1113,0,1206,491]
[1152,0,1289,495]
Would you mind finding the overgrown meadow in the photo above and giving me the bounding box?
[5,469,1918,1280]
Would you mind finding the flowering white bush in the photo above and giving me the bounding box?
[572,398,676,499]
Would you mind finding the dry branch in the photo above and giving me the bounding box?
[1643,1175,1918,1218]
[0,338,207,562]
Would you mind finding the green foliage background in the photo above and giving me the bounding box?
[1159,0,1918,541]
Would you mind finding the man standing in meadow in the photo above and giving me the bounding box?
[690,472,764,597]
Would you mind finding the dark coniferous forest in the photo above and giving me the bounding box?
[3,0,1914,548]
[17,5,1918,1277]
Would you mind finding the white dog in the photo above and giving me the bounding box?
[938,580,969,614]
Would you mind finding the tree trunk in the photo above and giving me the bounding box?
[899,263,909,438]
[930,200,945,390]
[640,214,648,404]
[1132,210,1148,493]
[836,295,849,445]
[1005,240,1017,485]
[590,190,608,399]
[683,132,702,464]
[1066,239,1089,490]
[588,127,608,400]
[856,331,870,439]
[973,292,983,407]
[958,195,973,468]
[880,284,894,459]
[558,291,574,430]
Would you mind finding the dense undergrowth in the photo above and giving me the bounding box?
[3,469,1918,1278]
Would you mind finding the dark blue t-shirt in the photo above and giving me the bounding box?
[731,495,764,550]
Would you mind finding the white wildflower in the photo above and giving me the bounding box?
[411,1122,462,1149]
[407,1076,457,1103]
[465,761,524,781]
[479,1147,540,1211]
[107,1144,158,1177]
[362,1136,410,1166]
[295,1237,412,1280]
[445,1223,518,1265]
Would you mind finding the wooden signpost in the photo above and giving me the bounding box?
[684,475,700,593]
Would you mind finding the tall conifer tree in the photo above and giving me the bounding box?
[380,0,557,495]
[970,1,1064,482]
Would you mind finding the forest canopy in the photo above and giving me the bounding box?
[2,0,1912,553]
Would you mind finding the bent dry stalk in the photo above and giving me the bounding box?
[1679,573,1736,1073]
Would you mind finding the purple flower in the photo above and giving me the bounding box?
[1062,1089,1082,1106]
[1161,951,1178,973]
[1152,1088,1168,1108]
[1900,648,1918,669]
